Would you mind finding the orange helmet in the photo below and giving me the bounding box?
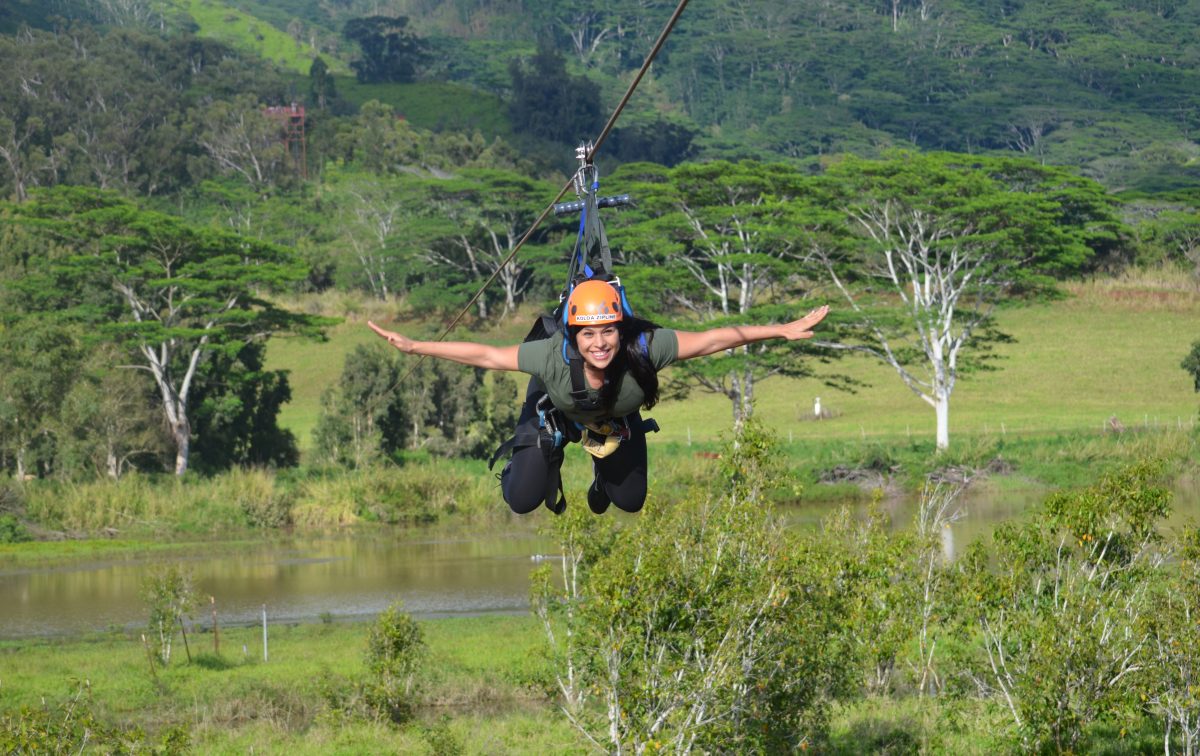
[566,280,623,326]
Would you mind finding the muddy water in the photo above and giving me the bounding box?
[0,525,557,639]
[2,475,1196,639]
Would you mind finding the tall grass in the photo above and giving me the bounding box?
[292,462,501,528]
[13,425,1197,539]
[23,473,167,535]
[19,462,505,538]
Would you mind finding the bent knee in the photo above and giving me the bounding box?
[504,490,545,515]
[610,489,646,513]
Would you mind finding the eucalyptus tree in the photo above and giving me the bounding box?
[0,26,287,201]
[812,151,1122,451]
[315,342,517,465]
[58,344,166,479]
[330,173,417,301]
[89,0,160,27]
[189,94,291,189]
[9,187,321,475]
[0,319,80,479]
[613,160,826,432]
[419,167,556,318]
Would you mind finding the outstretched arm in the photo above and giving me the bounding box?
[367,321,521,371]
[674,305,829,361]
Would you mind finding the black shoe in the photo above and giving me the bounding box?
[587,477,611,514]
[547,493,566,515]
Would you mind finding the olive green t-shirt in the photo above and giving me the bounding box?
[517,329,679,424]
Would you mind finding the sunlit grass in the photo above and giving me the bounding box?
[0,615,578,753]
[269,283,1200,454]
[165,0,349,75]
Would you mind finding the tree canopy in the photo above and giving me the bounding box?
[813,151,1125,449]
[5,187,326,475]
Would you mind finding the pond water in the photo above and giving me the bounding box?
[0,524,557,639]
[2,474,1196,639]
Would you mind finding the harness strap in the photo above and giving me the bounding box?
[563,338,603,411]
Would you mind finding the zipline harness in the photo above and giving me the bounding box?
[402,0,692,511]
[487,147,658,513]
[400,0,691,386]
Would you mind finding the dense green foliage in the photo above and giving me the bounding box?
[7,0,1200,187]
[534,420,850,750]
[528,422,1199,752]
[1,187,323,475]
[362,602,426,723]
[314,342,517,464]
[0,1,1195,478]
[343,16,428,84]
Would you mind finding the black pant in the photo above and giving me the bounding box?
[501,423,648,514]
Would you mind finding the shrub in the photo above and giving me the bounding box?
[0,514,31,543]
[538,419,848,752]
[0,680,188,753]
[142,565,197,666]
[968,460,1171,752]
[217,468,292,529]
[364,602,425,724]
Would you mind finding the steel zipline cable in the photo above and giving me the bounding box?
[397,0,691,384]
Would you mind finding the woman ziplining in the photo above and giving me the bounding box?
[361,0,830,516]
[367,285,829,515]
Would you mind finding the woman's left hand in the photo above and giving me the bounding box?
[780,305,829,340]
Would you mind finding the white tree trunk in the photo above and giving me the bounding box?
[934,389,950,451]
[172,420,190,476]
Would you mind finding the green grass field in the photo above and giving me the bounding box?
[0,615,579,753]
[0,611,1161,754]
[268,276,1200,456]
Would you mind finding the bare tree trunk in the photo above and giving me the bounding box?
[934,389,949,451]
[172,421,190,476]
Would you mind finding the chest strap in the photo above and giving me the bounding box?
[563,338,604,412]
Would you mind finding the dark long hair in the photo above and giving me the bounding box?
[568,315,660,413]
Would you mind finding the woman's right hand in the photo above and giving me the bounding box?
[368,321,415,353]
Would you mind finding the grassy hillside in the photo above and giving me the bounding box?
[164,0,350,75]
[267,273,1200,456]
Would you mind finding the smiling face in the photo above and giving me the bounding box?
[575,324,621,372]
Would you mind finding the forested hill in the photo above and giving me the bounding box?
[421,0,1200,195]
[2,0,1197,195]
[1,0,1197,480]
